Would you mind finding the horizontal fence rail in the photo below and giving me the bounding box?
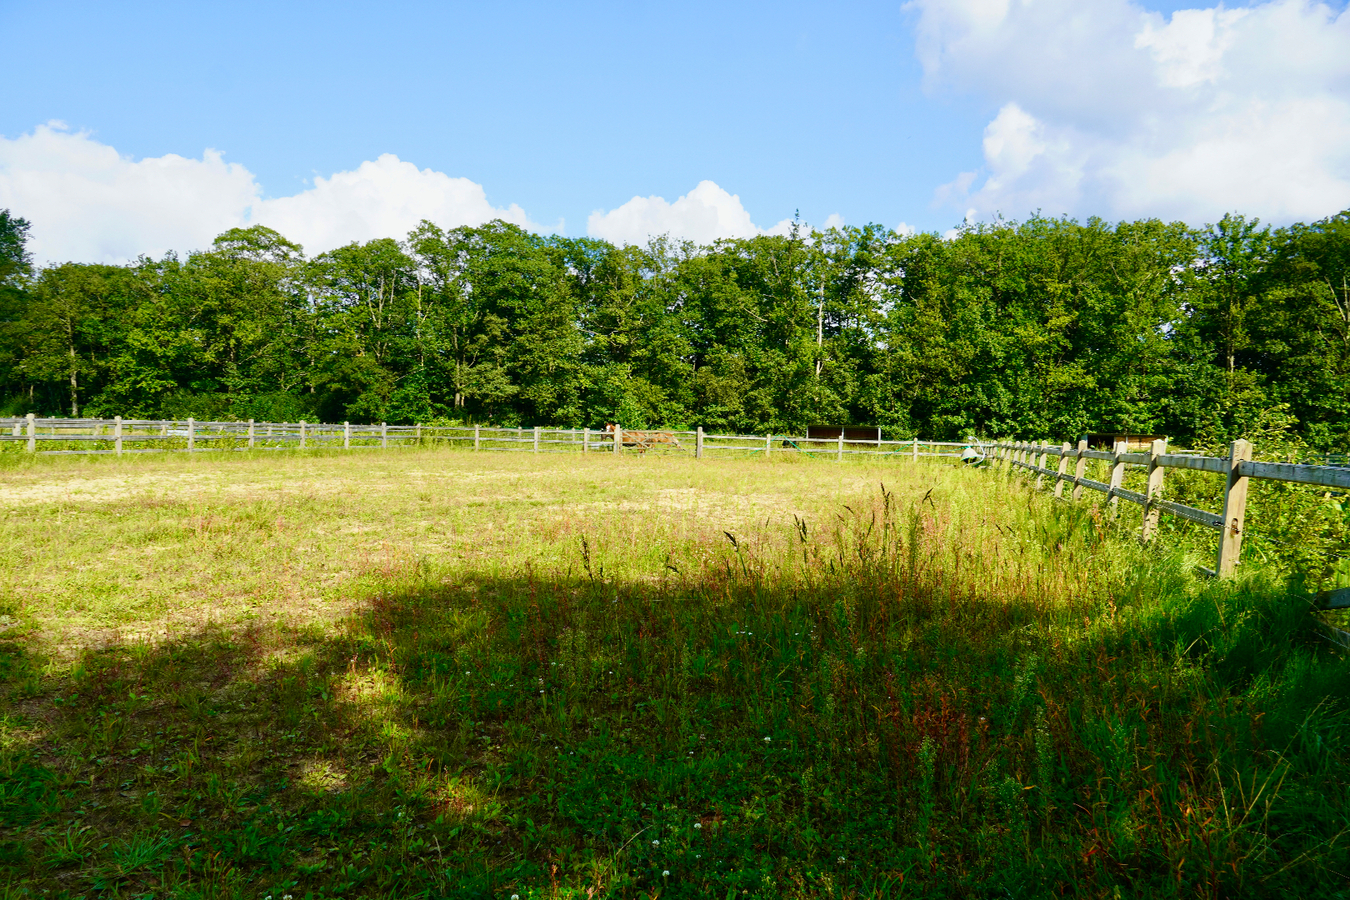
[989,437,1350,642]
[0,416,971,464]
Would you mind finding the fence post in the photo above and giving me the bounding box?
[161,420,168,437]
[1142,438,1167,543]
[343,421,350,450]
[534,426,540,453]
[416,424,422,445]
[1035,444,1048,490]
[1054,442,1071,499]
[1216,439,1253,578]
[248,419,256,449]
[913,437,919,463]
[766,432,772,458]
[1072,439,1088,501]
[474,425,481,451]
[114,416,123,456]
[1108,439,1127,514]
[25,413,34,452]
[614,424,622,457]
[187,418,195,453]
[300,420,307,450]
[381,422,388,449]
[696,426,704,459]
[837,432,844,462]
[582,427,589,454]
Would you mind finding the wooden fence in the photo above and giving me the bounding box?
[0,415,970,462]
[992,439,1350,617]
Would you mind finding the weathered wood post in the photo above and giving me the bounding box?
[25,413,34,452]
[1108,439,1127,514]
[534,426,541,453]
[474,425,481,451]
[837,432,844,463]
[381,422,388,449]
[1141,438,1167,543]
[1054,441,1071,499]
[300,420,307,450]
[1072,439,1088,501]
[160,420,168,437]
[248,419,256,449]
[913,437,919,463]
[1035,444,1048,491]
[114,416,123,456]
[1216,439,1253,577]
[343,421,350,450]
[765,432,772,458]
[613,424,622,457]
[696,426,704,459]
[187,418,195,453]
[582,427,589,454]
[416,424,422,445]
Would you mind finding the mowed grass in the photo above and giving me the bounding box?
[0,448,1347,899]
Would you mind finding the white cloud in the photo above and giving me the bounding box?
[0,122,534,263]
[911,0,1350,224]
[587,180,829,245]
[251,155,536,253]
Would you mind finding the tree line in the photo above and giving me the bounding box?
[1,207,1348,448]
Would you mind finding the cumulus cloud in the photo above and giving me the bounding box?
[251,155,535,253]
[587,180,835,245]
[0,122,535,263]
[911,0,1350,224]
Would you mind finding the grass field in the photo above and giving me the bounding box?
[1,448,1348,899]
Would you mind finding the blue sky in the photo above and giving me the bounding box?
[2,0,1348,261]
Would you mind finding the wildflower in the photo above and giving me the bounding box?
[838,856,846,863]
[694,822,702,829]
[652,839,660,846]
[763,736,771,742]
[512,895,521,900]
[662,870,670,877]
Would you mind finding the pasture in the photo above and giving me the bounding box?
[0,448,1347,898]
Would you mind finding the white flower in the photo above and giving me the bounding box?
[694,822,702,829]
[662,870,670,877]
[838,856,846,863]
[764,737,771,742]
[512,895,521,900]
[652,839,660,846]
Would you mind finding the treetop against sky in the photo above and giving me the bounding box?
[1,0,1348,265]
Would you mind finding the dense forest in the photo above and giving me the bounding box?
[1,207,1348,448]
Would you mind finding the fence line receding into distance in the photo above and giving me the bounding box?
[992,439,1350,624]
[1,415,968,462]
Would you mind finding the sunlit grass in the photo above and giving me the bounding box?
[0,448,1346,898]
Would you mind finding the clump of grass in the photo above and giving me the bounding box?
[0,451,1347,898]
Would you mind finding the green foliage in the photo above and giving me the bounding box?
[5,208,1350,450]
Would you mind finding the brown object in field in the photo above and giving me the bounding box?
[1085,432,1165,452]
[603,423,681,453]
[806,425,881,443]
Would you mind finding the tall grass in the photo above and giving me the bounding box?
[0,451,1346,898]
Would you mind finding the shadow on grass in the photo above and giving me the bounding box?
[2,493,1349,899]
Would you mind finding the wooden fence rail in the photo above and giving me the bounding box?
[990,439,1350,617]
[0,416,970,463]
